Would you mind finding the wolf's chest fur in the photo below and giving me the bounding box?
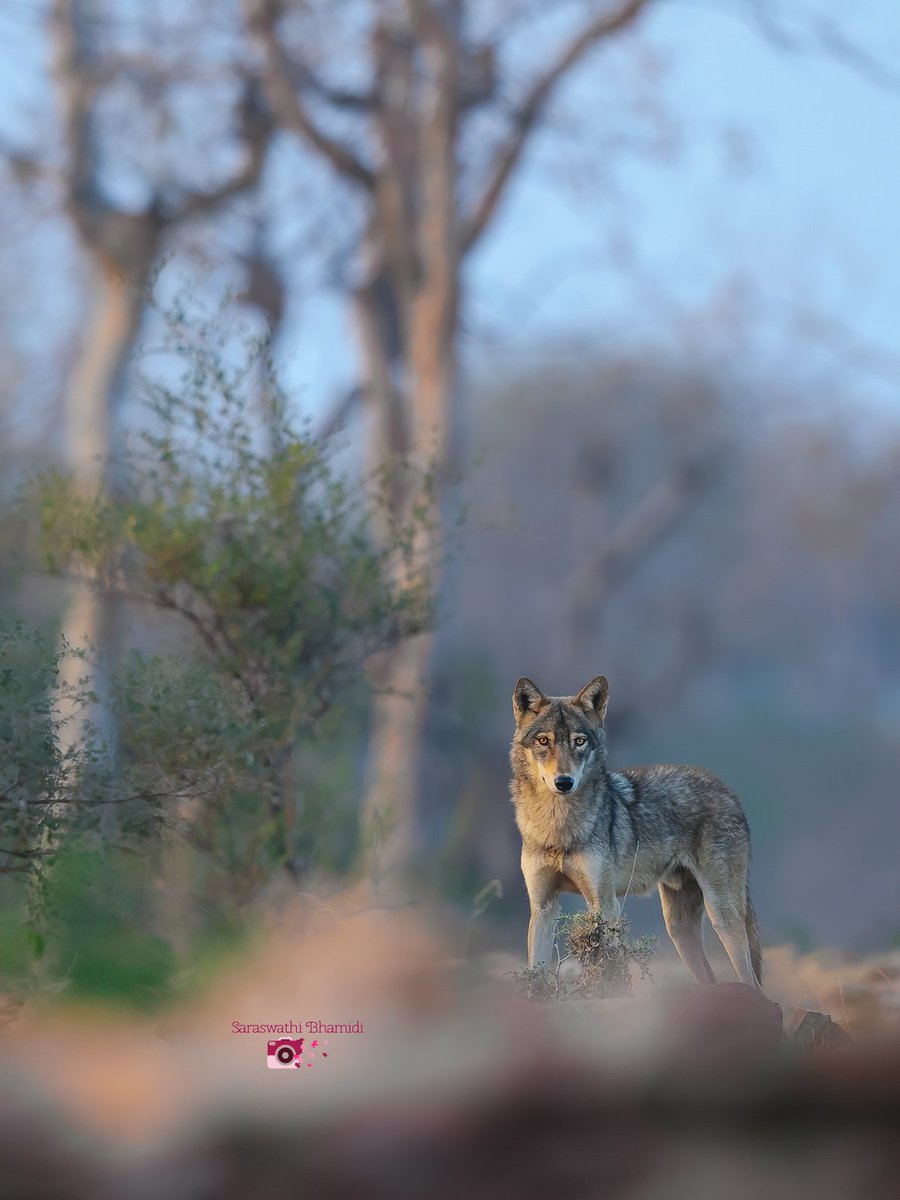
[513,774,604,854]
[511,763,641,885]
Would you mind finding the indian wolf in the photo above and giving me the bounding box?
[510,675,762,987]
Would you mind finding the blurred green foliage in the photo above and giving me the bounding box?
[43,848,177,1010]
[0,321,431,1008]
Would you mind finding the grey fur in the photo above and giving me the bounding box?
[510,676,763,988]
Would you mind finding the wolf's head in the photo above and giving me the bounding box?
[511,675,609,795]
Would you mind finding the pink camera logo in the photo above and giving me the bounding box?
[267,1036,304,1068]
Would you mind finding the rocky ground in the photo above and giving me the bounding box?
[1,898,898,1199]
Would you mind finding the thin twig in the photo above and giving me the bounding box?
[619,838,640,918]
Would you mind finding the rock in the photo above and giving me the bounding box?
[784,1008,851,1053]
[661,983,785,1065]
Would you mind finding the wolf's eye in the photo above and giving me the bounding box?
[536,735,550,747]
[573,736,587,748]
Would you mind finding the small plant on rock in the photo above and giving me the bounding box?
[561,910,656,999]
[510,963,561,1002]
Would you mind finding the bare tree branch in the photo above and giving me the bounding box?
[316,385,364,440]
[460,0,651,252]
[601,469,705,583]
[566,455,718,647]
[174,81,273,221]
[51,0,273,254]
[810,15,900,93]
[285,59,376,111]
[745,0,900,90]
[50,0,102,218]
[243,0,375,189]
[0,135,45,185]
[678,0,900,94]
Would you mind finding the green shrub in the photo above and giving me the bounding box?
[0,318,432,1006]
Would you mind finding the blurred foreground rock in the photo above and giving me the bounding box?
[0,908,896,1199]
[660,982,784,1064]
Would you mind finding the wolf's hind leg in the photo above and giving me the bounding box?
[658,875,716,985]
[701,887,761,989]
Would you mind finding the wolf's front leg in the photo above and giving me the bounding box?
[523,860,561,967]
[597,882,621,923]
[570,854,620,922]
[527,897,560,967]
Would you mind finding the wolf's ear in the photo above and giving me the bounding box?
[575,675,609,722]
[513,677,549,722]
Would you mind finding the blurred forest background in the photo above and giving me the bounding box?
[1,0,900,1015]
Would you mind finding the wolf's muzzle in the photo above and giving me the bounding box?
[554,775,574,793]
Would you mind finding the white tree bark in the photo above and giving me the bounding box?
[56,253,151,764]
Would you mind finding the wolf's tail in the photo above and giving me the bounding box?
[745,887,763,986]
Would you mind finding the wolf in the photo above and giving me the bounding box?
[510,675,762,988]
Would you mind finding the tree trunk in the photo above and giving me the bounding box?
[56,251,150,765]
[359,6,460,886]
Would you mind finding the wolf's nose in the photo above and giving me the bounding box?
[555,776,574,793]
